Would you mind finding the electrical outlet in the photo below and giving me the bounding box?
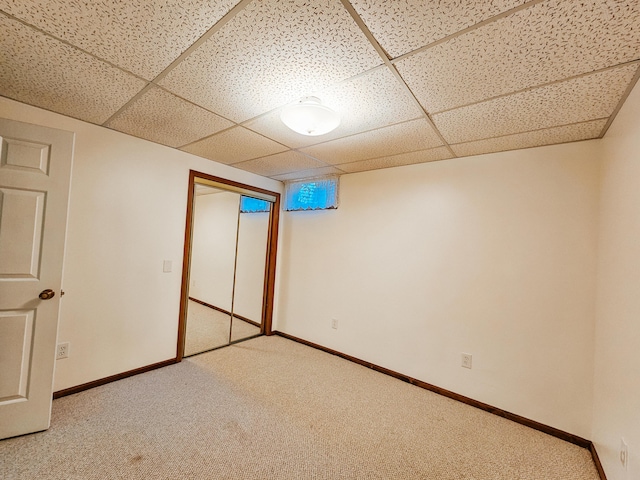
[56,342,70,360]
[331,318,338,329]
[461,353,472,369]
[620,438,628,469]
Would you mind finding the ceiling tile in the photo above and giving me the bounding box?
[180,126,287,165]
[159,0,382,123]
[271,166,345,182]
[339,147,453,174]
[451,120,608,157]
[300,119,443,165]
[396,0,640,113]
[350,0,524,58]
[245,67,423,148]
[0,0,243,80]
[433,64,638,144]
[232,151,328,177]
[0,15,146,124]
[106,87,233,148]
[2,0,637,182]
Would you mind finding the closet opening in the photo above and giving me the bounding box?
[177,170,280,360]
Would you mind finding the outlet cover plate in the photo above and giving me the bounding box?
[56,342,70,360]
[621,438,628,469]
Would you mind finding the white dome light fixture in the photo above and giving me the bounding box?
[280,96,340,136]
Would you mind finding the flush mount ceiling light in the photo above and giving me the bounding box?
[280,96,340,136]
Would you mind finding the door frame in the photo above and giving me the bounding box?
[176,170,280,361]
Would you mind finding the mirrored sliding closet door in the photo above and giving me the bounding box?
[180,173,278,358]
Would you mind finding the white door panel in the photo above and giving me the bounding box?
[0,310,35,401]
[1,137,51,174]
[0,118,73,439]
[0,188,45,278]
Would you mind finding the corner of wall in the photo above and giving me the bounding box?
[591,79,640,480]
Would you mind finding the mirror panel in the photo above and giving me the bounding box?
[230,199,270,343]
[184,187,239,356]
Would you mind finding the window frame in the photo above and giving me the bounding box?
[284,176,339,212]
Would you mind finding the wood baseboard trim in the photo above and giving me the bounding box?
[49,331,607,480]
[589,443,608,480]
[274,331,592,450]
[188,297,261,328]
[53,358,178,399]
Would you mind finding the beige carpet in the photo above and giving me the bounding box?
[0,336,599,479]
[184,299,260,356]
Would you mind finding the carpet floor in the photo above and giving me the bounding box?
[0,335,600,479]
[184,299,260,356]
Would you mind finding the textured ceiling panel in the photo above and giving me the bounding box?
[339,146,453,174]
[106,86,234,148]
[180,126,287,165]
[0,0,242,80]
[1,1,638,181]
[350,0,524,58]
[301,118,443,165]
[451,120,608,158]
[245,67,423,149]
[233,151,328,177]
[397,0,640,113]
[271,166,345,182]
[433,65,638,144]
[0,15,146,124]
[159,0,382,123]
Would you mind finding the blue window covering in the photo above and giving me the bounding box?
[285,177,338,211]
[240,196,270,213]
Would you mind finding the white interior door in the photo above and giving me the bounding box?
[0,118,74,439]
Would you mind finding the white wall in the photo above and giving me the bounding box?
[7,86,639,463]
[0,97,282,392]
[275,143,600,438]
[189,192,240,311]
[592,82,640,480]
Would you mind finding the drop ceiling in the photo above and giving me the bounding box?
[1,0,639,181]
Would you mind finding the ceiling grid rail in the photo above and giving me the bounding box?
[2,0,639,179]
[102,0,256,127]
[338,0,457,158]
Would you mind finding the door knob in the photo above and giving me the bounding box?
[39,289,56,300]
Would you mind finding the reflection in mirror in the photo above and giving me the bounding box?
[179,172,279,359]
[184,186,238,356]
[230,197,270,343]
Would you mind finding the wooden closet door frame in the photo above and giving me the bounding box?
[176,170,280,361]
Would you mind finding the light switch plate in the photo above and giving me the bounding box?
[462,353,472,369]
[163,260,172,273]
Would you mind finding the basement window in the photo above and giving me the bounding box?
[240,196,270,213]
[284,177,339,211]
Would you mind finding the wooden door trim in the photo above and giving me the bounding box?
[262,190,280,336]
[177,170,280,361]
